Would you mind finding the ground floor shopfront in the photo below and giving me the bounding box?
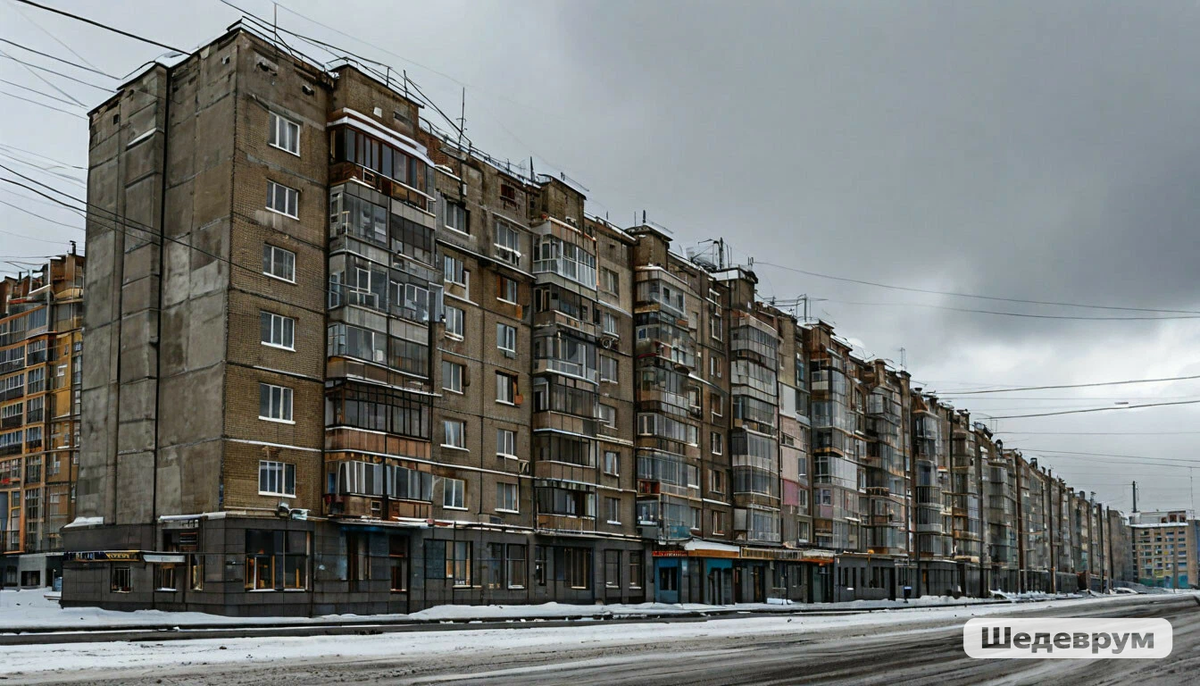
[650,541,835,605]
[1,551,63,589]
[61,514,647,617]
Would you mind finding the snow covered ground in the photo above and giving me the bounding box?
[2,587,1007,631]
[0,593,1167,681]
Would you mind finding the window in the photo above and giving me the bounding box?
[506,544,526,589]
[258,383,293,422]
[498,275,518,303]
[496,428,516,458]
[563,547,591,589]
[495,220,520,256]
[601,312,618,335]
[601,267,619,295]
[496,372,517,405]
[605,496,621,524]
[710,469,726,494]
[691,507,702,531]
[444,305,464,338]
[244,530,309,591]
[603,450,619,476]
[262,244,296,282]
[710,314,723,341]
[599,354,618,382]
[258,460,296,497]
[445,201,468,234]
[111,566,131,593]
[266,180,299,218]
[155,564,178,592]
[605,550,621,588]
[710,354,723,378]
[259,312,295,350]
[443,477,466,509]
[389,536,408,592]
[596,403,616,428]
[443,255,467,287]
[712,511,726,535]
[268,112,300,155]
[449,541,471,586]
[26,368,44,394]
[442,361,464,393]
[711,431,723,455]
[442,420,466,449]
[496,323,516,354]
[629,552,644,589]
[496,482,519,512]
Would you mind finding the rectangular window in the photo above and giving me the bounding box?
[442,361,464,393]
[449,541,471,586]
[506,544,526,589]
[268,112,300,155]
[599,354,618,382]
[601,267,619,295]
[389,536,408,592]
[710,314,723,341]
[496,482,519,512]
[495,221,520,256]
[442,419,466,449]
[565,547,591,589]
[601,312,618,335]
[605,550,621,588]
[603,450,619,476]
[498,276,518,303]
[496,428,516,458]
[258,383,293,422]
[259,312,295,350]
[155,564,178,592]
[444,305,464,338]
[258,460,296,496]
[111,566,131,593]
[443,255,467,287]
[443,477,466,509]
[711,431,723,455]
[605,496,621,524]
[629,552,644,589]
[266,180,299,218]
[496,372,517,405]
[496,323,516,354]
[244,530,309,591]
[262,244,296,282]
[596,403,616,428]
[710,469,726,494]
[445,201,468,234]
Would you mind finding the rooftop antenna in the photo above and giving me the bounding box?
[456,87,466,150]
[899,347,907,371]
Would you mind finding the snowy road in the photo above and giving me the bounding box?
[3,594,1197,685]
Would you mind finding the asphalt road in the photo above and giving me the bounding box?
[15,595,1200,686]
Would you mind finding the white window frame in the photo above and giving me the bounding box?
[603,450,619,476]
[496,323,517,354]
[268,112,300,156]
[494,221,520,255]
[258,383,294,423]
[266,180,299,218]
[605,496,621,525]
[498,276,518,304]
[496,428,516,459]
[443,255,468,287]
[263,244,296,283]
[444,201,468,234]
[442,419,466,450]
[443,477,466,510]
[442,361,464,394]
[599,354,618,383]
[444,305,464,339]
[260,311,295,351]
[258,460,296,497]
[496,482,519,513]
[495,372,516,405]
[711,431,723,456]
[597,403,616,428]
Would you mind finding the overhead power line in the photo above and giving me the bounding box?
[822,297,1200,321]
[0,88,86,118]
[757,260,1200,317]
[0,37,119,79]
[944,373,1200,395]
[990,398,1200,420]
[0,52,114,93]
[1000,430,1200,436]
[0,78,85,107]
[12,0,188,53]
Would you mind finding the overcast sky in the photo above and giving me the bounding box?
[3,0,1200,514]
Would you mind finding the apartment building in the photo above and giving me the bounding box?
[0,253,85,589]
[1131,510,1197,589]
[60,26,1134,613]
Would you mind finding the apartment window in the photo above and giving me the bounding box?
[450,541,471,586]
[258,460,296,497]
[506,544,526,589]
[111,566,132,593]
[26,368,43,394]
[604,550,621,588]
[690,507,702,531]
[710,469,726,494]
[711,392,723,418]
[597,403,616,428]
[711,431,723,455]
[442,420,466,449]
[444,305,464,338]
[600,267,619,295]
[445,201,468,234]
[710,314,723,341]
[629,552,644,589]
[601,311,618,335]
[496,372,517,405]
[266,180,299,218]
[603,450,619,476]
[389,536,408,592]
[443,477,466,509]
[712,511,726,535]
[495,277,519,306]
[599,354,618,382]
[259,312,295,350]
[262,244,296,282]
[710,354,723,378]
[605,496,621,524]
[268,112,300,155]
[496,323,517,354]
[496,428,516,458]
[443,255,467,287]
[258,383,293,422]
[442,361,464,393]
[496,482,519,512]
[155,564,178,592]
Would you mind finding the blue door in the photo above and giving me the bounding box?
[656,558,680,603]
